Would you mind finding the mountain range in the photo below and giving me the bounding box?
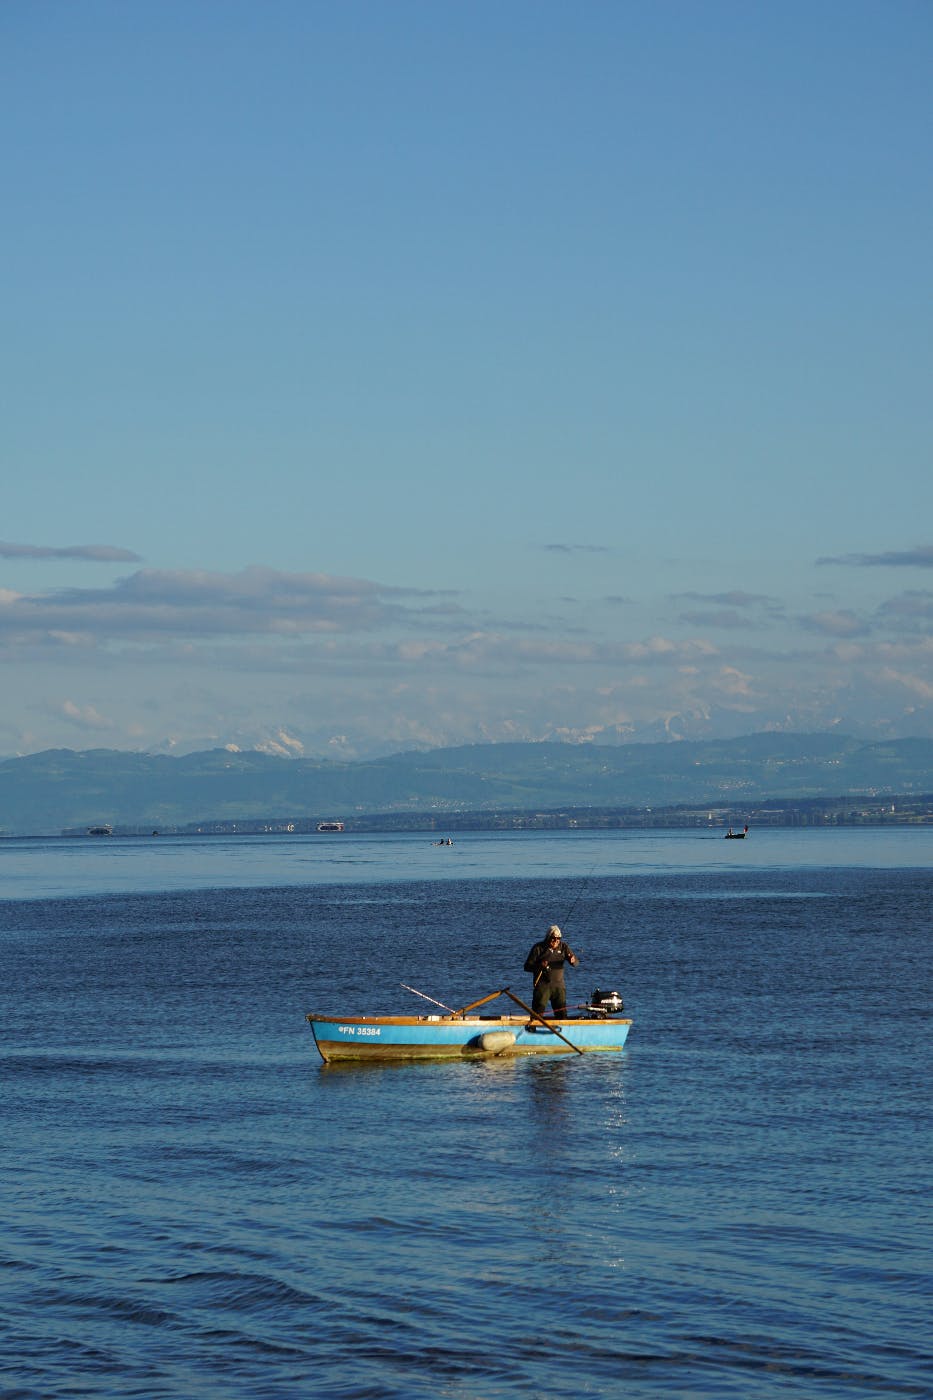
[2,733,933,835]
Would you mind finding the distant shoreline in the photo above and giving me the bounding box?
[4,733,933,838]
[19,793,930,839]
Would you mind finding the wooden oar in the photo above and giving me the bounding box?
[503,988,584,1055]
[451,988,509,1017]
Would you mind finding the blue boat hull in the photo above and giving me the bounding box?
[306,1013,632,1062]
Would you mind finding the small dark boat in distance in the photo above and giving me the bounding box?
[87,824,113,836]
[725,824,749,839]
[317,821,345,833]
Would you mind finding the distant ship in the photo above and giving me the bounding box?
[87,825,113,836]
[317,821,345,833]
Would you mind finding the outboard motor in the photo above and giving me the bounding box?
[587,988,625,1016]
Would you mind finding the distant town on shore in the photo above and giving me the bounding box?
[2,731,933,837]
[58,793,933,838]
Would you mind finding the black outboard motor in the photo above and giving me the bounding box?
[587,988,625,1016]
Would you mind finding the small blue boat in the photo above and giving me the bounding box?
[307,987,631,1062]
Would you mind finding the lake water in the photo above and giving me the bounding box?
[1,829,930,1397]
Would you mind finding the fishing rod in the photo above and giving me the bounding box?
[399,982,456,1013]
[534,855,602,981]
[561,855,600,929]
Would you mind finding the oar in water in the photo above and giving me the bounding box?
[503,988,584,1055]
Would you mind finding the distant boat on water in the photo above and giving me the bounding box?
[725,824,749,839]
[87,825,113,836]
[317,821,345,833]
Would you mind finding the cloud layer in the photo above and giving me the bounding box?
[817,546,933,569]
[0,541,142,562]
[1,545,932,757]
[0,566,455,643]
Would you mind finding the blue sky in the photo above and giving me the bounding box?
[2,1,931,758]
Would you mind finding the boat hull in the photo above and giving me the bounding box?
[306,1012,632,1062]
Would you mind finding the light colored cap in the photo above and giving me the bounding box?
[547,925,561,938]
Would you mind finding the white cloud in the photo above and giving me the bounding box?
[878,668,933,702]
[60,700,115,731]
[714,666,756,698]
[799,610,870,638]
[622,636,718,662]
[876,591,933,631]
[679,610,762,630]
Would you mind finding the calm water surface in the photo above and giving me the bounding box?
[1,830,930,1397]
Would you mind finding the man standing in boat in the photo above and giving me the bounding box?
[524,924,578,1017]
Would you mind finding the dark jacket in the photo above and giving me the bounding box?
[524,938,577,981]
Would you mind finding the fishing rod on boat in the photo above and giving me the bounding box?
[530,859,599,989]
[399,982,456,1014]
[402,985,510,1019]
[541,850,619,986]
[560,855,600,931]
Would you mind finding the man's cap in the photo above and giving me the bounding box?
[547,925,561,938]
